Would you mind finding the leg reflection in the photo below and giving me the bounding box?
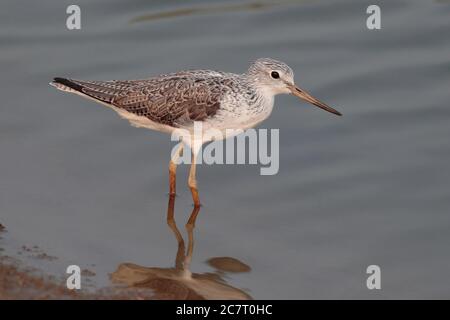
[166,194,200,272]
[111,196,251,300]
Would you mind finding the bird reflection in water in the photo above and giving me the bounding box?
[111,195,252,300]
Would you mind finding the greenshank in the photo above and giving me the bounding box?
[51,58,341,207]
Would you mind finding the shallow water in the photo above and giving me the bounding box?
[1,0,450,299]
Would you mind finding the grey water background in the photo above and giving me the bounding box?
[1,0,450,298]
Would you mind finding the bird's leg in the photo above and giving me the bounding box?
[188,149,201,207]
[169,143,184,196]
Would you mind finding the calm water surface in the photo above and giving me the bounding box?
[1,0,450,298]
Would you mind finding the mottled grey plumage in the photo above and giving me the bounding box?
[51,58,326,131]
[52,57,341,136]
[53,71,226,127]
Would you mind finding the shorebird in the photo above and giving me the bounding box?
[51,58,341,207]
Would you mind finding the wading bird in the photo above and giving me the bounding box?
[51,58,341,207]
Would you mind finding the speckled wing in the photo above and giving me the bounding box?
[52,72,228,127]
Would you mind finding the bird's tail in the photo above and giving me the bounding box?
[50,77,115,103]
[50,77,84,93]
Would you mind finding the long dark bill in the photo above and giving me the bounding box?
[290,85,342,116]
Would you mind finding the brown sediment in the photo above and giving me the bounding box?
[0,242,198,299]
[207,257,251,273]
[0,226,157,299]
[0,256,81,300]
[81,269,96,277]
[34,253,58,261]
[0,256,160,300]
[19,245,58,261]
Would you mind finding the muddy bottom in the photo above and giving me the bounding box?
[0,219,251,300]
[0,252,172,300]
[0,224,156,300]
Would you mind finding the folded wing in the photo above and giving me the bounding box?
[51,73,225,127]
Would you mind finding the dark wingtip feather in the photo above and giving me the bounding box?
[52,77,83,92]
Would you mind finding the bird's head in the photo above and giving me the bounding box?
[247,58,342,116]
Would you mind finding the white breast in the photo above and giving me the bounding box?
[200,88,275,141]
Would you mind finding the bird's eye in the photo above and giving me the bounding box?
[271,71,280,79]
